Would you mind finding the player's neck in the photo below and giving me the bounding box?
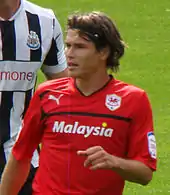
[0,0,20,20]
[75,71,110,96]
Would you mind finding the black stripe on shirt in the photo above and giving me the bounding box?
[1,21,16,60]
[0,145,6,178]
[0,92,13,143]
[22,89,33,118]
[26,11,42,62]
[41,111,131,122]
[44,37,59,66]
[39,90,51,99]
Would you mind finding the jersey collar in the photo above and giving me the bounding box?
[74,75,114,97]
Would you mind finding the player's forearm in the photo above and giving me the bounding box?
[0,153,31,195]
[113,158,153,185]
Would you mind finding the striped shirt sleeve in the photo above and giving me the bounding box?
[42,14,67,74]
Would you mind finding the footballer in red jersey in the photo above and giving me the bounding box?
[0,12,157,195]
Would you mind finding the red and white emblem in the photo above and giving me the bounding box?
[105,94,121,111]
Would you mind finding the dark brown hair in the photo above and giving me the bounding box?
[67,11,125,72]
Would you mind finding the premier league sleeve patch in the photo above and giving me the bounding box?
[147,132,157,159]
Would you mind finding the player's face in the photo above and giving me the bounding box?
[65,29,106,79]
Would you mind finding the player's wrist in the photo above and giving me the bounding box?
[111,156,126,172]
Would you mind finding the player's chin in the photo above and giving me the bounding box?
[68,70,81,78]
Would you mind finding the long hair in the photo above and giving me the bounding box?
[67,11,125,72]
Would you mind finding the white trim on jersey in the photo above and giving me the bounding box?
[15,9,30,61]
[8,0,24,21]
[42,61,67,74]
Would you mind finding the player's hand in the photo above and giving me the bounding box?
[77,146,120,170]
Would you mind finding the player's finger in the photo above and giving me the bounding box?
[84,151,105,167]
[90,157,105,166]
[77,146,102,156]
[84,146,103,156]
[90,162,106,170]
[77,150,88,156]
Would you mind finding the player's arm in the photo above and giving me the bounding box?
[0,154,31,195]
[0,88,44,195]
[78,92,157,185]
[111,156,153,185]
[41,14,68,80]
[78,147,153,185]
[112,91,156,185]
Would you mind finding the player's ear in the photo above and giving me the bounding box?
[99,46,110,61]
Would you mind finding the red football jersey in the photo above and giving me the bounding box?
[13,77,157,195]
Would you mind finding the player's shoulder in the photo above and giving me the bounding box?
[36,77,71,94]
[113,78,147,98]
[23,0,56,19]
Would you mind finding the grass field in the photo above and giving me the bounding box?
[31,0,170,194]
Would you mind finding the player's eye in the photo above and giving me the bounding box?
[65,43,71,48]
[75,44,85,49]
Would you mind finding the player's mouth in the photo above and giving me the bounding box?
[68,62,79,70]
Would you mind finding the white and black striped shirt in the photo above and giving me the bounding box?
[0,0,67,168]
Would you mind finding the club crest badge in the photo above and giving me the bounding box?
[105,94,121,111]
[27,31,40,50]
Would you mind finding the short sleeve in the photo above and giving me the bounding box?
[12,88,44,161]
[41,15,67,74]
[127,92,157,171]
